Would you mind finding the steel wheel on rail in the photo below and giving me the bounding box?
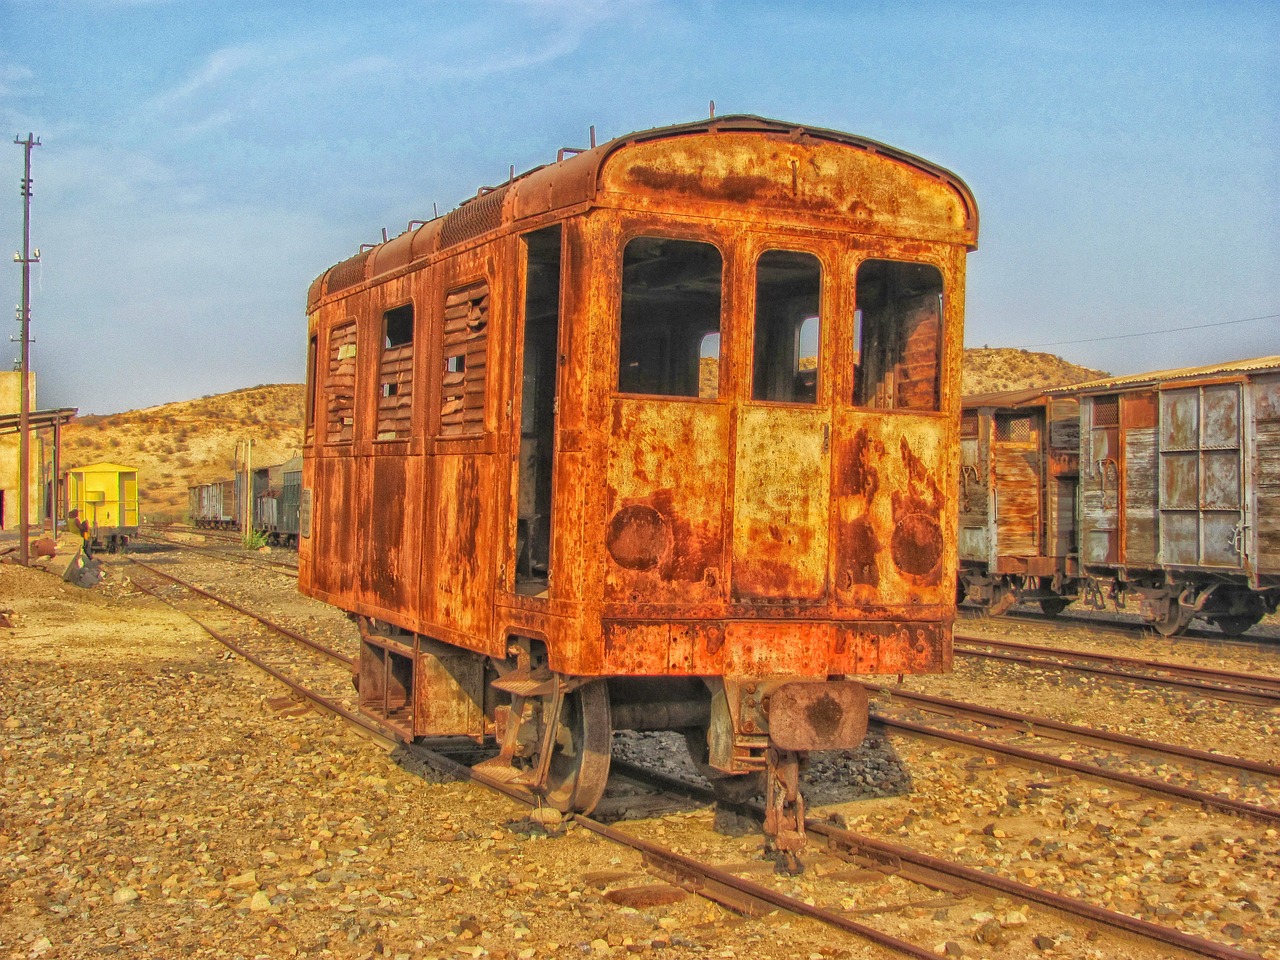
[1039,597,1070,617]
[542,680,612,814]
[1212,612,1264,637]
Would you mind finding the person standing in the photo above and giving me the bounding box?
[68,508,92,558]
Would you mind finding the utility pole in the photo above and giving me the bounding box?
[13,133,40,566]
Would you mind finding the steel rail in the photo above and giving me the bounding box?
[611,760,1262,960]
[135,532,300,574]
[866,682,1280,778]
[956,634,1280,695]
[124,557,352,668]
[954,638,1280,707]
[874,713,1280,824]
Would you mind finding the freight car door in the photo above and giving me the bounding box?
[1159,383,1245,568]
[992,411,1043,559]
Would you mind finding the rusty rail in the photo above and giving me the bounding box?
[955,635,1280,706]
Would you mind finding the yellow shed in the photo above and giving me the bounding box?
[66,461,140,552]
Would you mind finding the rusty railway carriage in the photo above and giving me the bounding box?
[958,389,1081,617]
[299,116,978,856]
[958,357,1280,637]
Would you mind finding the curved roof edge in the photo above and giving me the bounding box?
[1047,355,1280,395]
[309,115,978,312]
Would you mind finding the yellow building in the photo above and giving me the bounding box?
[66,461,140,552]
[0,370,39,532]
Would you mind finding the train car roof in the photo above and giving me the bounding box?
[1052,355,1280,395]
[309,115,978,312]
[962,388,1061,409]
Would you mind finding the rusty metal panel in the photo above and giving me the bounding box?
[768,681,868,751]
[603,398,729,607]
[599,133,972,245]
[722,621,832,677]
[432,454,499,651]
[832,413,949,607]
[361,455,422,616]
[830,622,949,675]
[732,406,831,602]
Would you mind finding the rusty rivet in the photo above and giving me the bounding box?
[746,683,758,694]
[743,719,757,733]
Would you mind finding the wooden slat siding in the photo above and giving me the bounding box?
[440,281,489,436]
[1254,375,1280,574]
[1081,398,1120,564]
[1124,426,1158,564]
[377,342,414,439]
[896,297,939,410]
[994,437,1041,557]
[327,322,357,444]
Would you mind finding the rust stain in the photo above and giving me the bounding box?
[606,504,670,571]
[606,489,719,584]
[890,437,944,581]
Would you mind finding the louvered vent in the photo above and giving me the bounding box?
[440,281,489,437]
[377,305,414,440]
[440,187,510,249]
[327,250,373,295]
[326,322,357,444]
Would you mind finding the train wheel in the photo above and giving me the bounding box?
[1212,612,1263,637]
[1039,597,1070,617]
[1152,604,1189,637]
[541,680,612,814]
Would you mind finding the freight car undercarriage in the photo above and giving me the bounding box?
[354,618,871,868]
[960,566,1278,637]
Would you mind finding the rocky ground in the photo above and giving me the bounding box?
[3,547,1279,960]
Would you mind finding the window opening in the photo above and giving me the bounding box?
[753,250,821,403]
[853,260,943,410]
[440,281,489,436]
[377,304,414,440]
[326,321,357,444]
[1093,395,1119,427]
[304,334,318,444]
[618,237,722,398]
[995,413,1035,442]
[514,226,562,595]
[960,410,979,439]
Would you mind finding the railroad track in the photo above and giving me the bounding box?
[962,604,1280,647]
[134,531,299,574]
[867,683,1280,824]
[955,633,1280,706]
[108,557,1266,960]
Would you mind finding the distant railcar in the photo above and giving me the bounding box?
[299,116,978,857]
[188,479,238,530]
[959,357,1280,636]
[253,456,303,546]
[958,390,1081,615]
[65,461,139,553]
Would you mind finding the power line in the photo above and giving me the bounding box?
[1007,313,1279,350]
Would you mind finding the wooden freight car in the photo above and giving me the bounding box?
[958,389,1081,615]
[299,116,978,858]
[1073,357,1280,636]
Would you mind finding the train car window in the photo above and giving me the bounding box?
[376,304,414,441]
[752,250,821,404]
[304,334,317,445]
[326,321,357,444]
[853,260,943,411]
[440,280,489,436]
[1092,395,1119,426]
[618,237,722,398]
[995,413,1034,443]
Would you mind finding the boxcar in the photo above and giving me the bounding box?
[299,116,978,857]
[65,461,139,553]
[188,479,239,530]
[253,456,303,546]
[1073,357,1280,635]
[958,389,1081,615]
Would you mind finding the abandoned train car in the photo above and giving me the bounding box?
[958,389,1080,616]
[958,357,1280,637]
[298,116,978,854]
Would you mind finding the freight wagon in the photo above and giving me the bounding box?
[959,357,1280,636]
[188,479,239,530]
[65,461,140,553]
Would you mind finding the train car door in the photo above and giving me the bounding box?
[732,248,831,603]
[992,410,1043,560]
[1159,382,1245,568]
[1082,395,1121,564]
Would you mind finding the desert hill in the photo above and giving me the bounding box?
[59,349,1106,519]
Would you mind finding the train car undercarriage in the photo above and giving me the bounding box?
[354,618,870,868]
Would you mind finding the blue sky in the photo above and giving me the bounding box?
[2,0,1277,414]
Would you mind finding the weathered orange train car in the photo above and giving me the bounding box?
[299,116,978,857]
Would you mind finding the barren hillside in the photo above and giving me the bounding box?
[962,348,1106,395]
[58,349,1106,521]
[61,385,304,522]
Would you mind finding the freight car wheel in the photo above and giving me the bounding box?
[542,680,612,814]
[1039,597,1070,617]
[1212,613,1263,637]
[1152,605,1190,638]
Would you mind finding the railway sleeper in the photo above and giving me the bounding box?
[353,619,871,867]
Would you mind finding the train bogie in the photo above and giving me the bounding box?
[301,116,979,857]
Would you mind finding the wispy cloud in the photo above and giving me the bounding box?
[0,63,36,99]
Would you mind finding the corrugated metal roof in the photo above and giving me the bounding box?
[1052,355,1280,394]
[962,387,1055,409]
